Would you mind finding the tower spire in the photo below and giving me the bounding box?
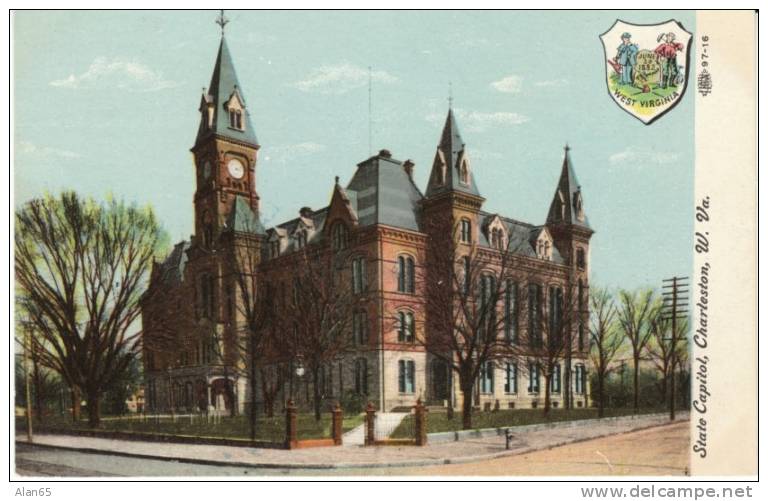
[215,9,229,36]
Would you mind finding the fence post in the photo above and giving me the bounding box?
[331,401,343,445]
[415,398,428,446]
[284,399,297,449]
[364,401,376,446]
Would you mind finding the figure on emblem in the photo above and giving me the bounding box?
[655,32,685,88]
[614,32,638,85]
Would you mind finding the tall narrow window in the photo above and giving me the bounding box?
[528,362,540,393]
[460,219,472,243]
[480,274,496,341]
[353,310,368,345]
[504,280,518,343]
[576,248,586,270]
[397,256,415,293]
[548,286,564,347]
[551,364,561,393]
[575,364,586,394]
[504,362,518,394]
[352,257,366,294]
[398,360,415,393]
[397,311,414,343]
[528,283,542,347]
[480,361,494,394]
[578,322,585,352]
[462,256,471,295]
[332,222,349,251]
[355,358,368,395]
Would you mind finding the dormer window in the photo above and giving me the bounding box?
[270,240,280,259]
[229,109,243,130]
[573,189,585,222]
[295,230,308,249]
[536,238,552,261]
[459,157,470,185]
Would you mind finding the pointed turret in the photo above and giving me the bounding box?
[425,108,481,198]
[546,145,590,230]
[194,36,259,149]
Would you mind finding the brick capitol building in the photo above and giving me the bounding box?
[141,27,594,416]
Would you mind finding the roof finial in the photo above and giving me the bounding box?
[448,81,454,109]
[564,143,571,152]
[335,175,340,185]
[215,9,229,36]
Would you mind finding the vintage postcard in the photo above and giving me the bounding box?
[8,7,758,489]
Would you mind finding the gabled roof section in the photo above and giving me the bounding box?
[546,147,591,230]
[324,179,359,229]
[346,150,423,231]
[225,195,265,235]
[425,108,482,198]
[194,36,259,149]
[153,241,191,286]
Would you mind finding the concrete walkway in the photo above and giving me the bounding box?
[342,412,408,446]
[16,412,687,470]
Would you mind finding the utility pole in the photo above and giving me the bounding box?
[662,276,689,421]
[23,323,33,442]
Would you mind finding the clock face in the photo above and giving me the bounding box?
[202,161,211,179]
[227,158,245,179]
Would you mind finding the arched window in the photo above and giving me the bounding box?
[397,255,415,293]
[397,311,415,343]
[331,222,349,251]
[351,256,366,294]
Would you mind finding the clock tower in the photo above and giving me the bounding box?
[190,33,264,250]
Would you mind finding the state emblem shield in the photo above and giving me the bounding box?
[600,20,692,124]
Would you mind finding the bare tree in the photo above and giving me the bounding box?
[15,192,166,426]
[283,245,359,421]
[588,286,623,417]
[417,215,582,426]
[617,289,657,413]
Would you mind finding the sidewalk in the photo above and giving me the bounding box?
[16,412,687,470]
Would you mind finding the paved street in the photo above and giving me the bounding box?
[15,419,689,477]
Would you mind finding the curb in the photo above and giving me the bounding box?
[427,411,686,444]
[15,418,689,471]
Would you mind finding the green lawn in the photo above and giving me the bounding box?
[390,407,665,439]
[17,413,364,442]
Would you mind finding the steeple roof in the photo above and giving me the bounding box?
[546,146,591,230]
[194,36,259,149]
[425,108,482,198]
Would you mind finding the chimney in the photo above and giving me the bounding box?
[403,159,415,179]
[299,207,313,218]
[378,148,392,159]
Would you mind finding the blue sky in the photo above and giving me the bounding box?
[13,10,695,290]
